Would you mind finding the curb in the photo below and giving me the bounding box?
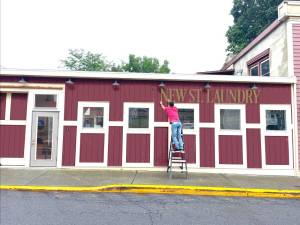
[1,184,300,199]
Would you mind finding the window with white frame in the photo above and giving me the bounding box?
[261,59,270,76]
[247,49,270,76]
[220,109,240,130]
[128,108,149,128]
[35,94,57,107]
[82,107,104,128]
[249,65,259,76]
[266,110,286,131]
[178,108,194,129]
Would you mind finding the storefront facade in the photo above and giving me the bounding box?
[0,71,297,176]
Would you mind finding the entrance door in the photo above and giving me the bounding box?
[30,111,59,167]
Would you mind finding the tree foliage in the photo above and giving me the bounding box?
[226,0,283,54]
[62,49,170,73]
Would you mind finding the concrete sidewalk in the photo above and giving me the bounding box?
[1,168,300,190]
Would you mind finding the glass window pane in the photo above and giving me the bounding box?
[129,108,149,128]
[35,95,57,107]
[266,110,286,130]
[36,116,53,160]
[261,60,270,76]
[82,107,104,128]
[178,109,194,129]
[220,109,240,130]
[250,65,258,76]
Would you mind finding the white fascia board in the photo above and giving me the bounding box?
[0,69,296,84]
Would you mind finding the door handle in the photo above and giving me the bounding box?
[31,139,36,145]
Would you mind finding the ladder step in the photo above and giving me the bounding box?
[171,160,187,163]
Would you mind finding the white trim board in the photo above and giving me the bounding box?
[0,69,295,84]
[0,158,25,166]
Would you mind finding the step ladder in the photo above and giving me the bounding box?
[166,131,188,179]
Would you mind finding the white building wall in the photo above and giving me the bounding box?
[233,22,288,77]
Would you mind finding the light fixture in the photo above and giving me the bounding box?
[18,77,27,83]
[158,81,165,88]
[204,82,211,90]
[112,80,120,88]
[250,83,258,90]
[65,78,74,85]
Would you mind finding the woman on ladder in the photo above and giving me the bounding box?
[160,101,184,151]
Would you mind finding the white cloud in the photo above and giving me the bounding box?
[0,0,233,73]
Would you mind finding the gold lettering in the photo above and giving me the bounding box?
[214,89,224,103]
[189,89,196,103]
[228,89,237,103]
[176,89,187,102]
[197,89,202,103]
[237,89,246,103]
[245,89,253,104]
[160,88,170,102]
[253,90,261,104]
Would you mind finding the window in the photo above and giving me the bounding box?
[128,108,149,128]
[178,108,194,129]
[261,59,270,76]
[220,109,240,130]
[82,107,104,128]
[247,49,270,76]
[35,95,57,107]
[250,65,258,76]
[266,110,286,131]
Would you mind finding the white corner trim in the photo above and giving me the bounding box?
[5,93,11,120]
[0,158,25,166]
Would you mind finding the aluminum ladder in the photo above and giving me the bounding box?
[166,131,188,178]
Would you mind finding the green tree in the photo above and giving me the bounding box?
[226,0,283,54]
[122,54,170,73]
[62,49,111,71]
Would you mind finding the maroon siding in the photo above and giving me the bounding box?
[246,129,262,168]
[265,136,289,165]
[0,93,6,120]
[126,134,150,163]
[200,102,214,122]
[62,126,77,166]
[80,133,104,163]
[293,24,300,170]
[246,104,260,123]
[108,127,123,166]
[10,93,28,120]
[0,125,25,157]
[219,135,243,164]
[154,127,168,166]
[183,135,196,164]
[200,128,215,167]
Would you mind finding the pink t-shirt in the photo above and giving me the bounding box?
[164,106,180,122]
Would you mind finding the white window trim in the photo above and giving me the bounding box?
[260,104,293,170]
[215,104,247,169]
[250,65,259,76]
[123,102,154,167]
[260,58,270,77]
[75,101,109,167]
[174,103,200,168]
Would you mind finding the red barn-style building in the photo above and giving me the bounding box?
[0,71,297,176]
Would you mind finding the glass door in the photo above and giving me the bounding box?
[30,111,59,167]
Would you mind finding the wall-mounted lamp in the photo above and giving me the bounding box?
[158,81,165,88]
[250,83,258,90]
[112,80,120,88]
[18,77,27,83]
[204,82,211,90]
[65,78,74,85]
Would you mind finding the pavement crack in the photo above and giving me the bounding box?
[24,170,49,185]
[131,170,138,184]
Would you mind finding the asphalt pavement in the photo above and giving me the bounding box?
[1,190,300,225]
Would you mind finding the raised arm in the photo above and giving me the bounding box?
[160,101,166,110]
